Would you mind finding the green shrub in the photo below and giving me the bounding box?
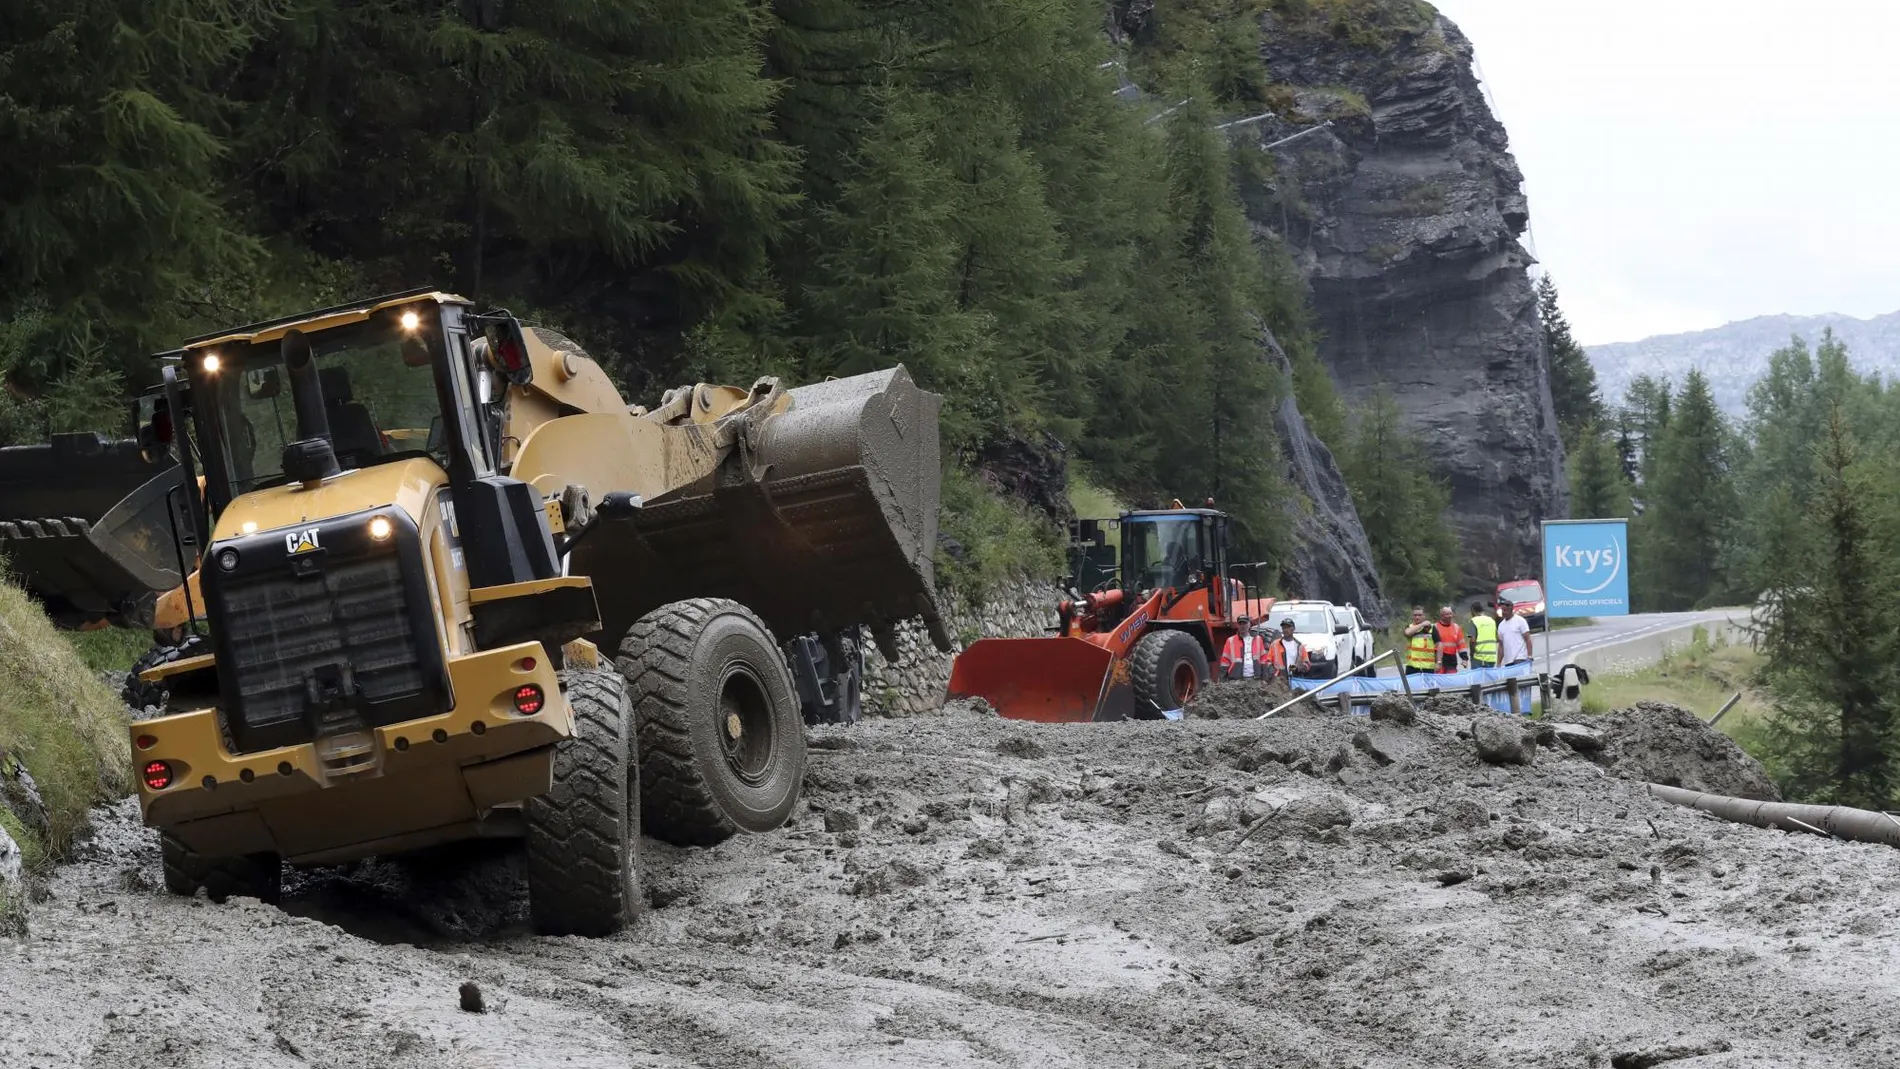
[936,465,1063,606]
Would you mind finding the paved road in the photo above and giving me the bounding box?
[1375,607,1752,677]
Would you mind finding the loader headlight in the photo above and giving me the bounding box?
[368,515,393,541]
[201,353,221,374]
[399,310,420,332]
[216,547,240,572]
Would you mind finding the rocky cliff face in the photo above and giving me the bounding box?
[1242,4,1568,588]
[1262,326,1387,624]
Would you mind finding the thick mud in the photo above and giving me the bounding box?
[4,697,1897,1068]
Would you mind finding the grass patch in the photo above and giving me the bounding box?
[1066,468,1125,525]
[1580,627,1770,736]
[69,627,152,675]
[936,465,1063,607]
[0,581,132,872]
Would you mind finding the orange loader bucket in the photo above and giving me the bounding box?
[947,637,1122,724]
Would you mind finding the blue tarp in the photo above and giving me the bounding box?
[1288,664,1538,716]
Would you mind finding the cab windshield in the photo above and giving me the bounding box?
[1123,516,1204,590]
[1276,607,1332,634]
[204,315,448,496]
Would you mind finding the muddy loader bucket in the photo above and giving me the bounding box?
[581,367,949,659]
[947,637,1130,723]
[0,433,185,628]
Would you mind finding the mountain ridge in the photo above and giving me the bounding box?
[1587,309,1900,417]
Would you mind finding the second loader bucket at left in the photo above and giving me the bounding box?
[0,433,185,628]
[947,637,1134,723]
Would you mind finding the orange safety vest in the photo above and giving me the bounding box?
[1219,633,1269,676]
[1434,621,1465,672]
[1265,636,1309,672]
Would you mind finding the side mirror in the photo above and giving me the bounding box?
[474,312,533,387]
[1333,623,1351,635]
[245,366,281,400]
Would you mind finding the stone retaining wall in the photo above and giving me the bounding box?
[862,581,1062,717]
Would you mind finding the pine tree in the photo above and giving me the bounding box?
[1537,274,1603,448]
[794,84,982,434]
[1640,370,1735,609]
[1568,422,1628,519]
[1619,374,1672,489]
[1757,408,1900,809]
[0,0,264,395]
[1338,388,1457,605]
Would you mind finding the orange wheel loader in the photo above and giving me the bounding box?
[946,507,1274,722]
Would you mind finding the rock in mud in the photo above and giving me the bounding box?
[1278,792,1357,837]
[458,982,485,1014]
[1472,717,1537,766]
[1542,722,1606,753]
[995,733,1046,759]
[1368,693,1415,725]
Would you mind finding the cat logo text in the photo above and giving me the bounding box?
[285,528,322,555]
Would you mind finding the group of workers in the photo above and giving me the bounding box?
[1213,600,1537,683]
[1216,614,1306,680]
[1402,601,1534,674]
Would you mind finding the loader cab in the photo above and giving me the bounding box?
[178,294,490,515]
[1120,509,1231,606]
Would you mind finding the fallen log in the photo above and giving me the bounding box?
[1647,783,1900,848]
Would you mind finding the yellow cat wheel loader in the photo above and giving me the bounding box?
[129,289,947,935]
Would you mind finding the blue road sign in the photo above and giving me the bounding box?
[1542,519,1630,618]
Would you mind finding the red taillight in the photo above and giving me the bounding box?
[514,656,537,672]
[142,760,174,790]
[135,734,157,750]
[513,684,545,716]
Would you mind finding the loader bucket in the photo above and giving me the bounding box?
[946,637,1125,724]
[0,433,185,628]
[579,366,949,658]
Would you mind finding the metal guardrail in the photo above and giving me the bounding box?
[1283,661,1543,718]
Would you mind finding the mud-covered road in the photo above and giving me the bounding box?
[6,693,1900,1068]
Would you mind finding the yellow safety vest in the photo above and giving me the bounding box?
[1470,614,1498,665]
[1404,627,1437,670]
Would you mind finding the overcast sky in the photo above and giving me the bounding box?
[1428,1,1900,346]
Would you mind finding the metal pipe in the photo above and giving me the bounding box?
[1708,692,1743,726]
[1257,649,1394,720]
[1647,784,1900,848]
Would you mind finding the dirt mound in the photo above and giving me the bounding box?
[1185,678,1325,719]
[1593,701,1781,800]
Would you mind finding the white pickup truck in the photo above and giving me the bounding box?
[1254,600,1375,678]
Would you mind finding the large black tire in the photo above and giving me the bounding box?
[616,598,805,847]
[525,668,640,937]
[122,634,209,712]
[1130,630,1210,714]
[158,832,282,904]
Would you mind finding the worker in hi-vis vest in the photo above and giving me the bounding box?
[1468,601,1499,668]
[1434,605,1467,673]
[1402,606,1437,675]
[1264,617,1311,678]
[1218,615,1271,680]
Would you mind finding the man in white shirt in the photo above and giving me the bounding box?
[1497,600,1534,666]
